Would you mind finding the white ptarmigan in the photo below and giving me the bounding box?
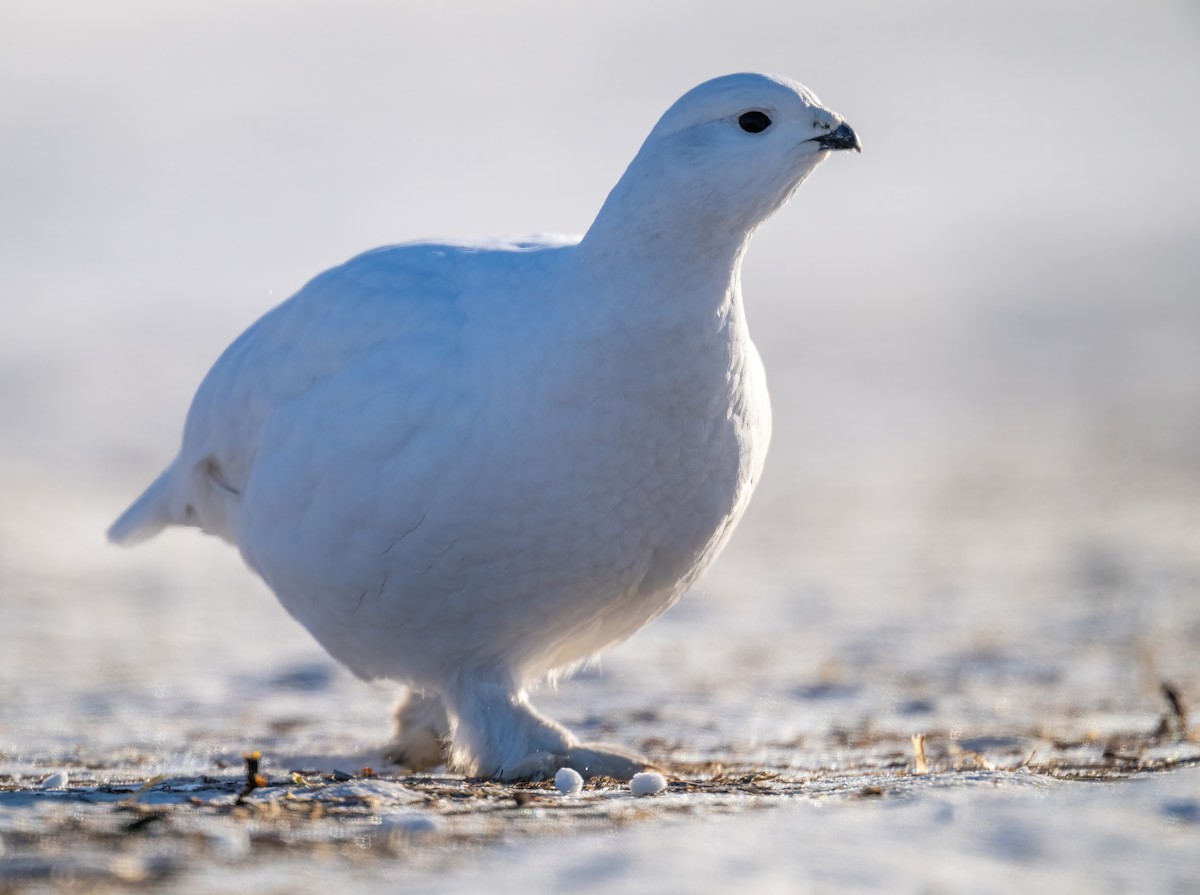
[109,72,859,781]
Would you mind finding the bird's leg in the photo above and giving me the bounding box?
[384,688,451,771]
[441,672,650,781]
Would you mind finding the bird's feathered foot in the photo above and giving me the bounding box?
[385,683,651,781]
[384,689,451,771]
[430,674,649,781]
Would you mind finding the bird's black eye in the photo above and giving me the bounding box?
[738,111,772,134]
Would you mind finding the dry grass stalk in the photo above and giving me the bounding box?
[912,734,928,775]
[235,751,268,805]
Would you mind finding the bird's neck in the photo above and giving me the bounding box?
[573,237,749,344]
[575,176,756,330]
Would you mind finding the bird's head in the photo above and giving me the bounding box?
[587,73,859,257]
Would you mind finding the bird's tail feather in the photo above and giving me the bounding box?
[107,462,179,545]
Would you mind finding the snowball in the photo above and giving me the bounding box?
[554,767,584,795]
[629,771,667,796]
[40,771,69,790]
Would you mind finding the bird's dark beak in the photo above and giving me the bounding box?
[811,122,861,153]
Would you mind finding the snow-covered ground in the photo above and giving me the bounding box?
[2,2,1198,891]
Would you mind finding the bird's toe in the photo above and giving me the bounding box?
[500,742,650,782]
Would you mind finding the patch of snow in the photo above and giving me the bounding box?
[39,771,68,790]
[379,811,443,847]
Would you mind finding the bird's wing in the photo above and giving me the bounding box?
[114,241,509,545]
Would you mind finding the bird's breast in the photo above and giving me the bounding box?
[528,301,771,598]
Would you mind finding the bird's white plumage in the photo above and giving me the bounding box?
[109,72,858,780]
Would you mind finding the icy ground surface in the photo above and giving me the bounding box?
[1,421,1198,893]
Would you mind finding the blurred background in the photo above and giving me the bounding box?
[1,1,1197,760]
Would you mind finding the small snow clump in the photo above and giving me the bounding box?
[629,771,667,796]
[554,767,584,795]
